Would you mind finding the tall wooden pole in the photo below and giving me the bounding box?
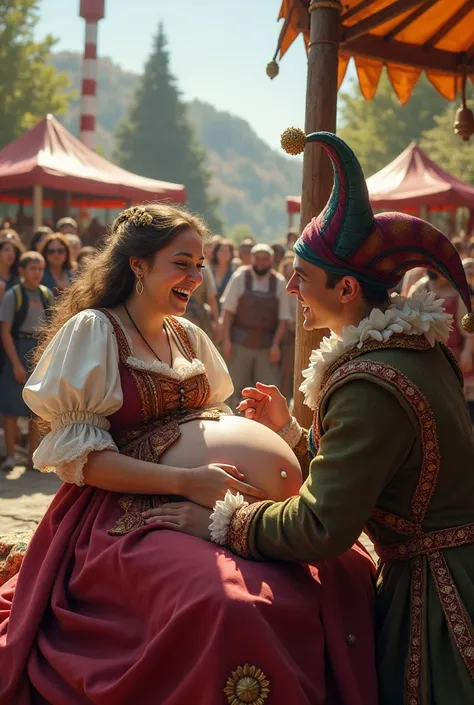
[293,0,342,427]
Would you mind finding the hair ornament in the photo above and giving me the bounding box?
[121,206,154,228]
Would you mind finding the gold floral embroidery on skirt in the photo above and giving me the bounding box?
[107,494,169,536]
[224,663,270,705]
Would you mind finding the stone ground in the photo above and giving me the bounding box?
[0,463,60,534]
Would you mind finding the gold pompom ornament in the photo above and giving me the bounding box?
[462,312,474,333]
[266,60,279,80]
[280,127,306,155]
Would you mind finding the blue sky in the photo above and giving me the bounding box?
[36,0,354,151]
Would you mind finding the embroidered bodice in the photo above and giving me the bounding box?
[101,310,212,435]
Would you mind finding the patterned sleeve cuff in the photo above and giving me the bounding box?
[293,428,310,460]
[277,416,303,449]
[227,501,268,558]
[209,491,248,545]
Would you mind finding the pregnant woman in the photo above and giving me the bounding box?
[0,204,377,705]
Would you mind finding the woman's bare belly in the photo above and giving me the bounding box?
[161,415,302,501]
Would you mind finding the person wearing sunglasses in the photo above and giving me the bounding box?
[40,233,74,295]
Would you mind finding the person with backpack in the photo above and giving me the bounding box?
[0,251,53,472]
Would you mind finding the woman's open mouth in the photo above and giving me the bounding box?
[172,287,191,303]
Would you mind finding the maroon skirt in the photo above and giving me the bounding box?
[0,482,378,705]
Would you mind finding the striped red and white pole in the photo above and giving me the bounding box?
[79,1,105,150]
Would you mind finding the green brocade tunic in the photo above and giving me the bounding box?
[228,336,474,705]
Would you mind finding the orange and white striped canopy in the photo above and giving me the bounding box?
[275,0,474,103]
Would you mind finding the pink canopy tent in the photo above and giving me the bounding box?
[367,142,474,212]
[286,142,474,224]
[0,114,185,226]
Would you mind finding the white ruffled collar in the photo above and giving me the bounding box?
[300,291,452,410]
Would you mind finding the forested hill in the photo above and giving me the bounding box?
[50,51,302,241]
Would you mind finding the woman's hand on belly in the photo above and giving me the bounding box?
[142,501,212,541]
[178,463,268,509]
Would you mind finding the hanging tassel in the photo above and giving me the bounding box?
[454,69,474,142]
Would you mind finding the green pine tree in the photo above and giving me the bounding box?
[338,72,449,177]
[0,0,71,149]
[114,23,223,231]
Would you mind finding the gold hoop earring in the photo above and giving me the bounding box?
[136,277,144,296]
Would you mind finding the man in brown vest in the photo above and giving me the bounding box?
[220,243,290,410]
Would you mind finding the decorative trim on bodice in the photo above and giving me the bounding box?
[99,309,211,426]
[165,315,198,361]
[102,309,204,379]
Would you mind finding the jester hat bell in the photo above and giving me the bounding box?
[281,127,474,332]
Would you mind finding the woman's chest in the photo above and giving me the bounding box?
[108,362,211,433]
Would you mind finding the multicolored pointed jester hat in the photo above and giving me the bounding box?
[281,127,474,332]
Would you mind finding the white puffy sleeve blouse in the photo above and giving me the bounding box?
[23,310,234,486]
[23,310,123,486]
